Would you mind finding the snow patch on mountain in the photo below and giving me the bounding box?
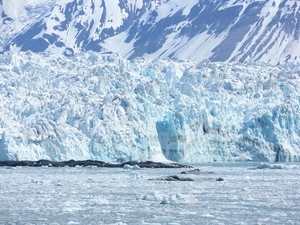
[0,0,56,53]
[2,0,26,19]
[1,52,300,162]
[1,0,300,64]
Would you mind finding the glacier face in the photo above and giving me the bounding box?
[1,52,300,162]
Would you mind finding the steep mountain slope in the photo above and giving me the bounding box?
[1,0,300,64]
[0,0,56,49]
[117,0,300,64]
[0,0,156,55]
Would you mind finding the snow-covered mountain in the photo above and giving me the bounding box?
[1,51,300,162]
[1,0,300,64]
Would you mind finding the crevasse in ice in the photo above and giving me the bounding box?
[0,51,300,162]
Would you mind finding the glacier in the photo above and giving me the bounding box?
[1,51,300,162]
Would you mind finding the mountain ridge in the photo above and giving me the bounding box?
[0,0,300,64]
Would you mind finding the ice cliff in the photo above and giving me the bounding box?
[1,51,300,162]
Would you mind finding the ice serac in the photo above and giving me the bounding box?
[1,52,300,162]
[1,0,300,65]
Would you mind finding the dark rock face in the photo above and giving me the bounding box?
[164,175,195,181]
[0,160,189,168]
[149,175,195,181]
[181,168,200,174]
[121,161,189,168]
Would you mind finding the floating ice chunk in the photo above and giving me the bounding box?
[142,192,199,204]
[250,163,286,170]
[132,165,141,170]
[142,191,163,201]
[123,164,132,170]
[160,193,199,204]
[67,221,80,225]
[123,164,141,170]
[129,172,143,179]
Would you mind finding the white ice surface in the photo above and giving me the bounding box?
[1,51,300,162]
[0,163,299,224]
